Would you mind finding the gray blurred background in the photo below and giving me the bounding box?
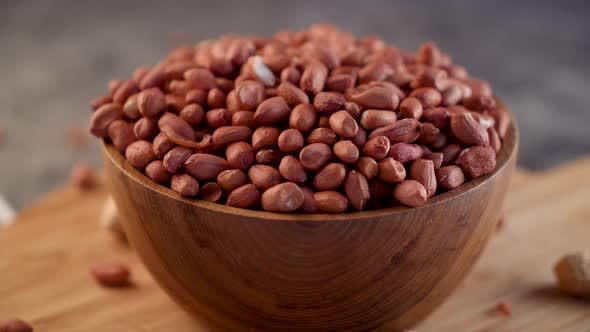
[0,0,589,208]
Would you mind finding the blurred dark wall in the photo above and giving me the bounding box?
[0,0,589,207]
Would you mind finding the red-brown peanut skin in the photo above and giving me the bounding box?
[170,173,200,197]
[163,146,193,173]
[260,182,305,212]
[125,140,155,169]
[226,142,255,170]
[394,180,428,207]
[89,261,131,287]
[183,153,229,181]
[90,103,124,138]
[145,160,172,184]
[290,104,317,133]
[218,169,249,192]
[313,191,349,213]
[299,143,333,171]
[109,120,137,153]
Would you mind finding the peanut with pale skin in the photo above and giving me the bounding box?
[261,182,305,212]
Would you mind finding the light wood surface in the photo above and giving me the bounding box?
[1,155,589,331]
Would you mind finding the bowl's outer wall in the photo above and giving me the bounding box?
[103,125,516,331]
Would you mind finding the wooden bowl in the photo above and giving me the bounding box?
[103,117,517,331]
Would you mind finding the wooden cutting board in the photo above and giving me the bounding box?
[1,157,590,332]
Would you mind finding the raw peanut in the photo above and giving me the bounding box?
[306,128,338,145]
[140,66,168,90]
[236,80,266,110]
[71,162,98,190]
[446,105,469,114]
[443,64,468,79]
[133,117,158,141]
[113,81,139,104]
[432,131,447,150]
[333,140,359,163]
[0,319,33,332]
[226,90,240,113]
[314,92,346,114]
[153,132,176,159]
[122,94,141,120]
[168,80,191,96]
[299,143,333,170]
[266,87,278,97]
[171,173,200,196]
[262,54,290,73]
[179,104,205,127]
[492,108,511,139]
[369,118,423,144]
[254,96,290,124]
[358,61,393,83]
[378,158,406,183]
[184,153,229,180]
[417,122,440,145]
[329,110,359,138]
[226,39,254,66]
[278,129,304,153]
[109,120,137,152]
[300,186,317,213]
[326,73,356,92]
[345,171,370,211]
[410,67,447,90]
[108,79,123,93]
[252,126,280,150]
[455,146,496,179]
[394,180,428,207]
[211,126,252,147]
[137,88,166,118]
[422,107,450,129]
[261,182,305,212]
[409,87,442,108]
[450,112,489,146]
[442,143,462,165]
[362,136,390,160]
[227,184,260,208]
[344,102,363,119]
[256,149,282,165]
[495,302,513,317]
[331,65,359,77]
[205,108,230,129]
[226,142,255,170]
[217,169,249,192]
[125,140,155,169]
[420,145,434,159]
[165,94,187,112]
[279,155,307,183]
[352,86,399,110]
[207,88,226,109]
[290,103,317,132]
[145,160,172,184]
[163,146,193,173]
[368,81,406,100]
[252,55,276,87]
[184,68,217,90]
[388,143,423,163]
[389,69,415,88]
[90,103,124,138]
[280,66,301,85]
[428,152,444,169]
[91,94,112,111]
[441,84,463,106]
[231,111,256,128]
[90,261,130,287]
[200,182,223,203]
[359,109,397,130]
[416,41,441,66]
[553,252,590,297]
[158,113,196,141]
[248,164,281,190]
[314,191,349,213]
[356,157,379,179]
[318,116,330,128]
[165,61,198,78]
[185,89,208,105]
[278,81,309,106]
[215,77,235,93]
[463,95,496,112]
[409,159,437,197]
[300,60,328,95]
[351,127,368,148]
[313,163,346,190]
[399,97,424,120]
[488,127,501,153]
[436,165,465,190]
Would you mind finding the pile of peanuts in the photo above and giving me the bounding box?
[89,24,510,213]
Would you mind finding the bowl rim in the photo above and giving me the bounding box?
[103,106,518,222]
